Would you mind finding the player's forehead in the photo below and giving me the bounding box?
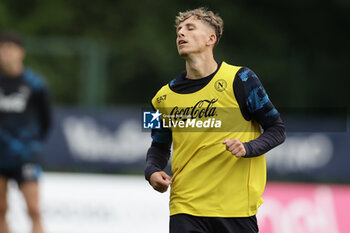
[0,41,22,50]
[177,16,206,31]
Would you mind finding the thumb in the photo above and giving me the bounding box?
[161,172,172,183]
[223,139,229,144]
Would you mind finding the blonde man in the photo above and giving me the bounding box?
[145,8,285,233]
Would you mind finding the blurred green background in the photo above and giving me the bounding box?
[0,0,349,109]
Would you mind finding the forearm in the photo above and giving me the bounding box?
[243,117,286,157]
[145,140,171,181]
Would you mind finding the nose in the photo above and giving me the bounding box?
[177,28,184,38]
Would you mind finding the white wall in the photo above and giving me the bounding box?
[7,173,170,233]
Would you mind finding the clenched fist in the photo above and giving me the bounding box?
[149,171,172,193]
[223,139,246,158]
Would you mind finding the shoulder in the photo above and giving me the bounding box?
[219,62,242,75]
[155,82,171,96]
[236,67,259,82]
[152,71,185,106]
[152,83,172,107]
[22,68,47,91]
[168,71,186,90]
[216,62,243,85]
[169,72,183,88]
[234,67,264,95]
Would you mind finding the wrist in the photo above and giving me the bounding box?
[144,165,161,181]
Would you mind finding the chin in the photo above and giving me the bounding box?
[178,49,189,58]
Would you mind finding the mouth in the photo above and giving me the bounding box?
[178,40,187,46]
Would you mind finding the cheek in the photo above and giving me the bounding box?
[193,34,208,44]
[4,49,22,62]
[0,52,8,63]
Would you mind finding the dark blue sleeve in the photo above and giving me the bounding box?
[24,68,52,140]
[145,129,172,181]
[145,140,171,181]
[34,86,52,140]
[151,127,172,144]
[150,101,172,144]
[144,104,172,181]
[235,67,280,127]
[234,67,286,157]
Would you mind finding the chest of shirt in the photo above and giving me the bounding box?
[0,79,32,113]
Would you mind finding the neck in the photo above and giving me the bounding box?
[185,52,217,80]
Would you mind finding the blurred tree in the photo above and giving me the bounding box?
[0,0,348,110]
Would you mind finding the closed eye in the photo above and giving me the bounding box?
[187,25,195,31]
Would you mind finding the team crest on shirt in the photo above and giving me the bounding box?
[214,79,227,92]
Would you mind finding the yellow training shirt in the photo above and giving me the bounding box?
[151,62,266,217]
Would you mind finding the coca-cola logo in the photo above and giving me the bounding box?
[169,99,218,120]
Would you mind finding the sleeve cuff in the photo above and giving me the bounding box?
[144,165,161,181]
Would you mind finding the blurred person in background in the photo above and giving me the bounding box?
[145,7,285,233]
[0,31,51,233]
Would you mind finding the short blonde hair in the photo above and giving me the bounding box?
[175,7,224,46]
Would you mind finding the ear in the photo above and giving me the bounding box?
[206,33,217,47]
